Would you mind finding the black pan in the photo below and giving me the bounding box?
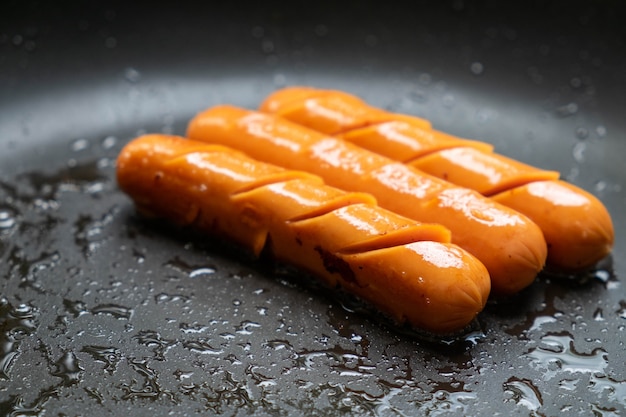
[2,1,625,415]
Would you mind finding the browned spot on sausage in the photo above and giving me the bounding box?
[314,246,357,285]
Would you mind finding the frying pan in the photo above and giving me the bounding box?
[1,1,625,415]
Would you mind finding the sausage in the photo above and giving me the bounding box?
[260,86,615,271]
[186,106,548,295]
[116,134,490,334]
[260,86,433,133]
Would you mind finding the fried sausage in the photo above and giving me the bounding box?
[116,134,490,334]
[260,86,614,271]
[187,106,548,295]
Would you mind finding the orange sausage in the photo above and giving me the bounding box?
[260,86,615,271]
[261,86,433,133]
[116,134,490,334]
[187,106,548,295]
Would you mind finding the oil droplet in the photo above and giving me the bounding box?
[575,127,589,140]
[570,77,583,88]
[84,387,105,404]
[63,299,89,317]
[70,138,89,152]
[122,358,171,400]
[82,345,122,374]
[174,369,194,381]
[124,67,141,83]
[503,377,543,412]
[164,256,217,279]
[91,304,133,319]
[235,320,261,335]
[590,375,626,405]
[525,332,608,378]
[556,102,579,117]
[314,24,329,37]
[616,301,626,319]
[179,322,209,334]
[251,26,264,38]
[364,34,378,47]
[528,315,558,332]
[265,339,293,351]
[0,386,59,416]
[418,73,432,85]
[442,93,456,109]
[104,36,117,48]
[475,107,497,124]
[155,293,190,304]
[594,180,608,194]
[183,339,223,355]
[0,299,38,380]
[0,208,17,231]
[0,339,18,380]
[101,135,117,149]
[572,142,586,163]
[273,73,287,87]
[51,352,84,386]
[133,330,176,360]
[421,387,477,415]
[470,62,484,75]
[527,66,543,84]
[593,308,605,321]
[557,379,579,394]
[189,267,216,278]
[247,365,276,387]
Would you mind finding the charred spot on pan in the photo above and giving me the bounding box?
[314,245,359,286]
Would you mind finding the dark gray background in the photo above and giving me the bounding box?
[1,1,625,415]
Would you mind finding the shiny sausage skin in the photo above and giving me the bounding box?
[260,86,615,271]
[116,134,490,334]
[186,106,548,295]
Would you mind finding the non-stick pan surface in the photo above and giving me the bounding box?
[1,1,625,415]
